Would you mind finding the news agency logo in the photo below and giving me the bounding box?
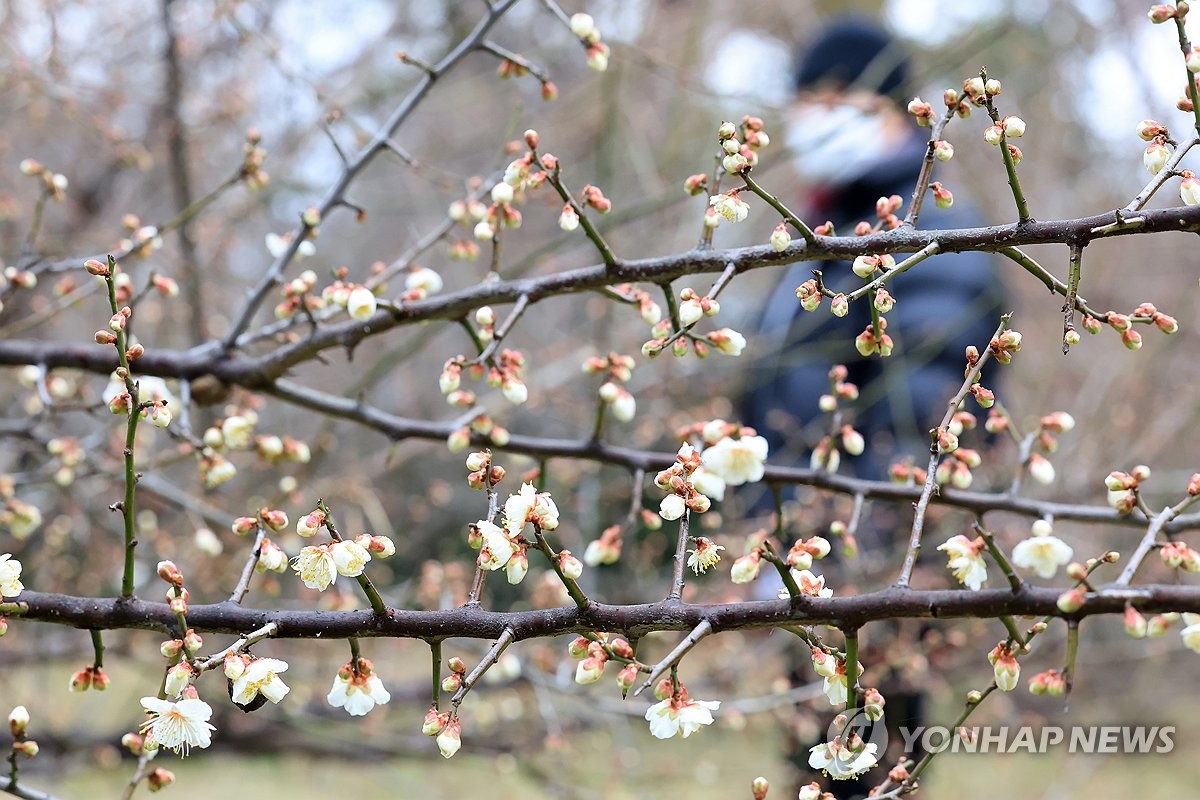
[897,725,1176,755]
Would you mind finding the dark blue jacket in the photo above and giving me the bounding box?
[743,135,1006,481]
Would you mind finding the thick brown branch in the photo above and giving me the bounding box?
[7,585,1200,641]
[9,203,1200,387]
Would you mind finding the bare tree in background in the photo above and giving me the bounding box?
[2,2,1200,798]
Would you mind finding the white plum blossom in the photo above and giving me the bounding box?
[659,494,686,521]
[330,539,371,577]
[405,266,444,295]
[808,738,879,780]
[503,483,559,536]
[327,669,391,716]
[707,328,747,356]
[347,286,377,321]
[792,569,833,598]
[730,552,762,584]
[937,535,988,590]
[0,554,23,597]
[822,673,847,705]
[477,520,516,571]
[686,537,725,574]
[688,466,726,502]
[437,718,462,758]
[702,435,768,486]
[102,374,175,409]
[139,696,215,755]
[292,544,337,590]
[709,192,749,223]
[644,695,720,739]
[231,658,290,706]
[265,232,315,259]
[1181,613,1200,653]
[1011,529,1073,579]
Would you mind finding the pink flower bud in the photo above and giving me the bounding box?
[147,767,175,792]
[1144,139,1171,174]
[1056,587,1085,613]
[770,223,790,252]
[558,203,580,232]
[1148,4,1176,22]
[232,516,258,536]
[575,656,605,685]
[567,636,590,660]
[84,258,110,276]
[1137,119,1168,140]
[436,718,461,759]
[1181,169,1200,205]
[422,708,448,736]
[1027,453,1056,485]
[260,508,288,531]
[559,550,583,580]
[69,668,92,692]
[1124,605,1147,638]
[156,560,184,586]
[11,740,38,758]
[1147,614,1175,637]
[615,664,638,693]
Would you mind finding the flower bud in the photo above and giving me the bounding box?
[1056,587,1086,613]
[1124,605,1147,638]
[84,258,110,276]
[12,740,38,758]
[559,550,583,580]
[830,293,848,317]
[147,767,175,792]
[422,708,448,736]
[769,223,790,252]
[575,656,605,685]
[436,718,461,759]
[156,560,184,586]
[1181,170,1200,205]
[9,706,29,738]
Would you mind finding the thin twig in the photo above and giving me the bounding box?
[1114,506,1174,586]
[450,626,516,706]
[739,171,815,244]
[632,619,712,697]
[192,622,279,672]
[667,510,691,601]
[904,110,958,227]
[220,0,522,348]
[896,315,1008,587]
[227,527,266,604]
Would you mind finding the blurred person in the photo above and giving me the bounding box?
[744,17,1006,485]
[738,18,1006,796]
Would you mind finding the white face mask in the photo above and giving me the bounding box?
[785,103,892,186]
